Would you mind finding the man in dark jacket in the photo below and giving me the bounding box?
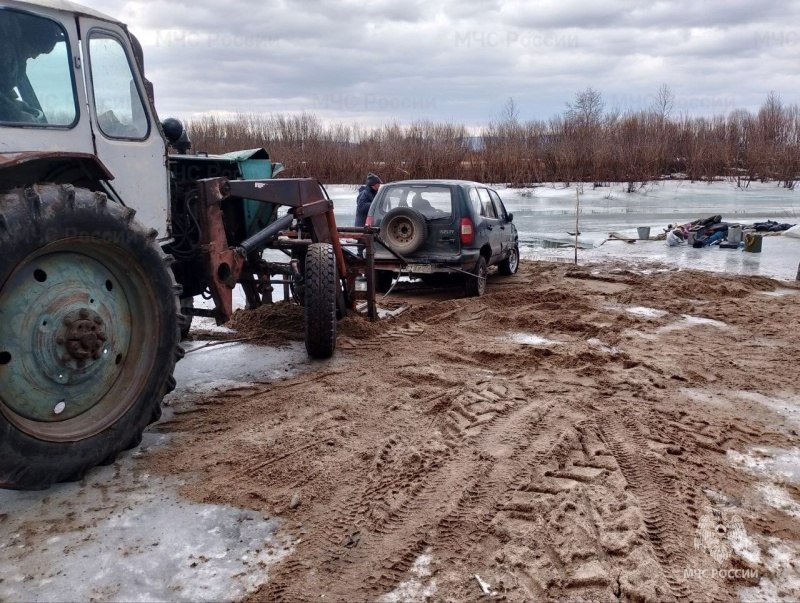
[354,172,382,227]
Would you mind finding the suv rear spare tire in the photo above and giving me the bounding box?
[379,207,428,255]
[0,184,181,490]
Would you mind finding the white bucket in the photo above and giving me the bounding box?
[637,227,651,240]
[728,225,743,244]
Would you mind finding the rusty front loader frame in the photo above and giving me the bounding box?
[194,176,388,334]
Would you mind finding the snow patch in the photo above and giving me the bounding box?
[508,332,562,346]
[757,484,800,518]
[736,391,800,429]
[587,338,621,354]
[739,539,800,602]
[380,552,436,602]
[625,306,669,318]
[759,288,799,297]
[728,448,800,485]
[659,314,729,333]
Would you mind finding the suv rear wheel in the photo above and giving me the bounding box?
[465,256,487,297]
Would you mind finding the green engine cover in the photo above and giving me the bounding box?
[169,147,285,237]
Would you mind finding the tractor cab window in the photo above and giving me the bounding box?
[88,33,148,139]
[0,10,77,127]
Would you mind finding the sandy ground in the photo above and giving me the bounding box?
[144,260,800,602]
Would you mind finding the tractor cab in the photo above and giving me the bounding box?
[0,1,170,236]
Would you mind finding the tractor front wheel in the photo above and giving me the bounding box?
[303,243,337,359]
[0,184,181,489]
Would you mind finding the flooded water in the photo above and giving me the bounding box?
[325,181,800,280]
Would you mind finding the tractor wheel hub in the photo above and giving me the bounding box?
[60,309,108,363]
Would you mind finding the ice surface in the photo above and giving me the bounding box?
[324,181,800,281]
[0,433,290,602]
[0,336,316,602]
[175,340,311,395]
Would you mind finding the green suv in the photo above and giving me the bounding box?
[366,180,519,296]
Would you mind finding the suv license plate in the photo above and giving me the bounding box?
[409,264,434,274]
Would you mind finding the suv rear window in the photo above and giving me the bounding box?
[373,185,453,221]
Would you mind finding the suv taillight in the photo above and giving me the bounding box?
[365,216,374,227]
[460,217,474,245]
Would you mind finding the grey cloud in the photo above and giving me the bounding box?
[88,0,800,122]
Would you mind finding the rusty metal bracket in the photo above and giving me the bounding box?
[196,178,245,324]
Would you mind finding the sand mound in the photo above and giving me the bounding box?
[227,302,304,345]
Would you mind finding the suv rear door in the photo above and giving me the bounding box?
[374,184,460,258]
[418,185,459,255]
[488,189,514,255]
[477,187,502,262]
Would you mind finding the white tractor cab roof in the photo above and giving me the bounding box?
[3,0,121,25]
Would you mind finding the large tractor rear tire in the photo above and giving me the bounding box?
[179,297,194,340]
[304,243,337,359]
[0,184,181,490]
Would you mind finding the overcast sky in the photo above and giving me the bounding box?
[90,0,800,126]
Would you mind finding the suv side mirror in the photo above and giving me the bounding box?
[506,212,514,223]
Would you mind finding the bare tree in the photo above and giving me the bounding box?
[651,83,675,120]
[759,91,783,143]
[566,87,604,128]
[499,97,520,125]
[185,93,800,186]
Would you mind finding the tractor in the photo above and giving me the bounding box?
[0,0,380,489]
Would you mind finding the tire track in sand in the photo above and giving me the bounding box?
[598,413,701,600]
[260,377,555,600]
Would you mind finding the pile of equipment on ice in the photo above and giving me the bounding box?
[664,215,797,249]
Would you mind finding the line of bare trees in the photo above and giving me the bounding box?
[184,88,800,189]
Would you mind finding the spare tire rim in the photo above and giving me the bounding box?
[0,238,160,442]
[387,216,416,245]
